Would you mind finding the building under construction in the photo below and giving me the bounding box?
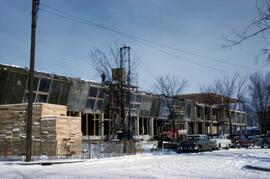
[0,63,247,157]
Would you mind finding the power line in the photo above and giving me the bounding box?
[137,58,157,80]
[38,5,229,74]
[39,2,266,73]
[41,55,89,69]
[131,38,230,74]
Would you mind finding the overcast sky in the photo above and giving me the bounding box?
[0,0,269,93]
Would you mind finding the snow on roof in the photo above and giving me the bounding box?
[80,78,99,83]
[0,63,98,83]
[1,63,27,69]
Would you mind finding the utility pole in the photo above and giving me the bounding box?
[26,0,40,162]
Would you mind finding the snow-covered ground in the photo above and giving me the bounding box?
[1,148,270,179]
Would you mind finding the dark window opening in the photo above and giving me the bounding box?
[104,120,109,135]
[36,94,48,103]
[98,89,105,98]
[212,108,217,115]
[154,119,157,135]
[39,78,51,92]
[25,77,39,92]
[196,106,201,118]
[95,100,103,111]
[205,107,211,115]
[144,118,149,135]
[67,111,80,116]
[88,87,98,97]
[95,120,99,136]
[86,99,95,110]
[139,118,143,135]
[185,104,191,118]
[33,78,39,91]
[136,95,142,102]
[104,113,110,119]
[48,81,62,104]
[81,114,86,135]
[89,118,95,135]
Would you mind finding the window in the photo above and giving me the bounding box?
[196,106,201,118]
[98,89,105,98]
[95,100,103,111]
[24,77,52,103]
[212,108,216,115]
[33,78,39,91]
[86,99,95,110]
[39,78,51,92]
[185,103,191,118]
[88,87,98,97]
[136,95,142,102]
[36,94,48,103]
[205,107,210,115]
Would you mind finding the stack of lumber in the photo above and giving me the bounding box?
[0,103,82,157]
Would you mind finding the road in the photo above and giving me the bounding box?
[0,148,270,179]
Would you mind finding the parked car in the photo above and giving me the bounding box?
[255,135,270,148]
[230,135,250,148]
[210,136,232,149]
[177,134,215,153]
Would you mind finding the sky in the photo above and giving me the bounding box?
[0,0,269,93]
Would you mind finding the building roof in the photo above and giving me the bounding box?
[177,93,240,105]
[0,63,100,85]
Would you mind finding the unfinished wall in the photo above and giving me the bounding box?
[0,103,82,157]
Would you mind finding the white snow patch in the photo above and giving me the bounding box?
[0,149,270,178]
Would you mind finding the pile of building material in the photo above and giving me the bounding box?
[0,103,82,157]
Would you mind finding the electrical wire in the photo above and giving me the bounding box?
[38,6,230,74]
[39,2,266,73]
[41,55,89,69]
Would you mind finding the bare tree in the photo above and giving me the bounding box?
[89,45,119,82]
[89,45,137,140]
[154,74,188,139]
[89,44,137,83]
[249,72,270,134]
[199,84,218,105]
[222,0,270,63]
[214,73,247,135]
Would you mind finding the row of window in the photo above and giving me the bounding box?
[23,78,51,103]
[86,86,106,112]
[23,77,107,111]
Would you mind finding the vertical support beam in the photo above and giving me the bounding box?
[135,117,140,136]
[94,114,96,136]
[149,118,154,137]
